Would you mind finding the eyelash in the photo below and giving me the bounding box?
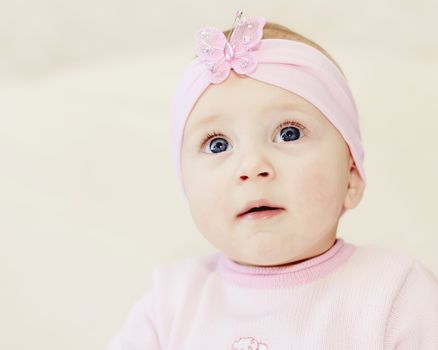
[199,119,308,149]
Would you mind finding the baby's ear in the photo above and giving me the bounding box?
[343,157,365,210]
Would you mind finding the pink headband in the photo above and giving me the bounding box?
[170,15,366,195]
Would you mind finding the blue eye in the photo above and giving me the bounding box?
[273,120,306,143]
[275,125,302,142]
[200,120,306,154]
[202,132,231,154]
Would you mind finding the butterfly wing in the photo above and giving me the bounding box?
[195,26,232,83]
[207,57,232,84]
[195,27,227,62]
[229,16,265,74]
[230,16,265,54]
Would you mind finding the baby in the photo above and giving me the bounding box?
[106,12,438,350]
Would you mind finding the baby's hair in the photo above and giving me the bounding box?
[223,21,346,77]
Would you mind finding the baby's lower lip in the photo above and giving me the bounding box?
[238,208,285,220]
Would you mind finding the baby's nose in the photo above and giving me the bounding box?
[236,150,275,183]
[240,171,270,181]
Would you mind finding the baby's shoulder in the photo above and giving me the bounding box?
[347,241,437,285]
[353,242,416,265]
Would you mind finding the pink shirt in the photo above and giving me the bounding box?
[106,238,438,349]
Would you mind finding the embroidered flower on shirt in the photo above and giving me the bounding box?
[232,336,269,350]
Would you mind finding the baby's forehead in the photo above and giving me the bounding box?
[186,97,328,134]
[186,74,329,128]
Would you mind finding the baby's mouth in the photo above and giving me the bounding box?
[237,198,284,218]
[237,206,285,221]
[240,206,280,216]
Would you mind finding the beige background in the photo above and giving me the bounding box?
[1,1,437,349]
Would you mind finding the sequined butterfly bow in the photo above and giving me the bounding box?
[195,12,266,84]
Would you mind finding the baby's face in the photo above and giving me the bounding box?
[181,71,363,267]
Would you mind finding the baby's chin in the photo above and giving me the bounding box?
[226,243,308,267]
[228,236,338,267]
[222,232,307,267]
[230,256,306,268]
[228,253,316,268]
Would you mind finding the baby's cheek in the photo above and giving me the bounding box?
[293,166,339,216]
[187,172,226,233]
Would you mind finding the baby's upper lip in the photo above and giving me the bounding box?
[237,198,284,217]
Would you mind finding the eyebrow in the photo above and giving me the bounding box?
[190,102,306,131]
